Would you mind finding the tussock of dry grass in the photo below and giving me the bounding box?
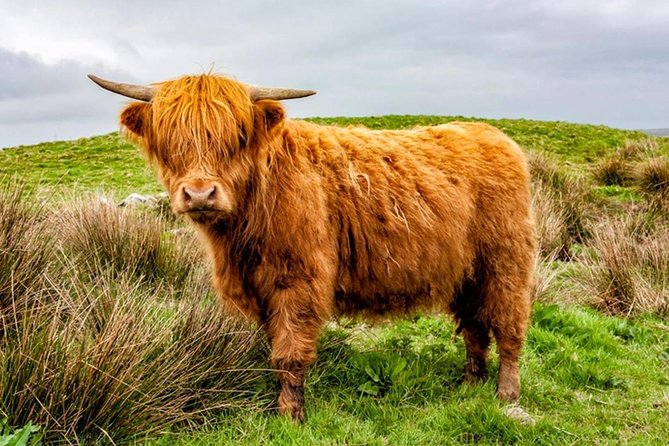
[530,145,669,317]
[528,151,568,191]
[531,181,566,257]
[617,138,660,160]
[0,185,53,318]
[634,157,669,200]
[531,252,561,302]
[529,152,592,259]
[593,157,631,186]
[52,197,203,290]
[0,187,270,444]
[578,214,669,317]
[592,139,660,187]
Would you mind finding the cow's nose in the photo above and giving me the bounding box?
[182,185,216,209]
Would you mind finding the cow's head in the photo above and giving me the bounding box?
[89,74,315,224]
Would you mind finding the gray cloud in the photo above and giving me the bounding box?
[1,0,668,148]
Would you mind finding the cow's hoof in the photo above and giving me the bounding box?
[464,358,488,383]
[278,404,305,422]
[496,367,520,401]
[496,384,520,402]
[278,385,305,422]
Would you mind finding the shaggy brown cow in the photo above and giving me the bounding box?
[90,73,536,421]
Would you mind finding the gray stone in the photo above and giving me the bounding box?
[503,404,535,425]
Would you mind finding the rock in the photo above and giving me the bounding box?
[119,192,169,208]
[119,193,153,207]
[503,404,535,425]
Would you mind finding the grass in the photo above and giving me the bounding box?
[0,187,270,444]
[635,157,669,199]
[139,305,669,445]
[0,133,161,198]
[578,212,669,316]
[1,115,669,444]
[528,152,593,259]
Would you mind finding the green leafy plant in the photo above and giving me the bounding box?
[0,420,42,446]
[354,352,409,397]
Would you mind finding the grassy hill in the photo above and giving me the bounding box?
[1,116,668,445]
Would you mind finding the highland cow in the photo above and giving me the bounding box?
[89,73,536,421]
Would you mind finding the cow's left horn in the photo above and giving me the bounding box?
[88,74,156,102]
[248,85,316,101]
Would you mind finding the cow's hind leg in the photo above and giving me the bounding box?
[459,236,533,400]
[480,256,532,402]
[492,324,525,401]
[462,319,491,382]
[453,271,492,383]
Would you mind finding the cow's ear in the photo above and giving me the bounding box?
[254,100,286,133]
[120,102,151,137]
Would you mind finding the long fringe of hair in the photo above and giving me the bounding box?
[142,75,257,172]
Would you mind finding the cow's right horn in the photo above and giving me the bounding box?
[88,74,156,102]
[248,85,317,101]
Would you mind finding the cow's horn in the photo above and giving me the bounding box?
[248,85,316,101]
[88,74,156,102]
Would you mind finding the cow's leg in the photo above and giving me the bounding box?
[492,325,526,401]
[483,273,531,402]
[461,319,491,382]
[477,234,533,401]
[452,269,491,383]
[264,285,329,422]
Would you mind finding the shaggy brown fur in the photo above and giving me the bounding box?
[117,74,536,421]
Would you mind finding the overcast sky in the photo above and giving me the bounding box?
[1,0,668,148]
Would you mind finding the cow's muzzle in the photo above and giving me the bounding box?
[182,184,217,211]
[173,180,232,217]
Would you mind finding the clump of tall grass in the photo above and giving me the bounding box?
[531,181,565,258]
[1,269,270,443]
[0,184,53,319]
[0,187,270,444]
[578,212,669,317]
[634,157,669,201]
[593,157,631,186]
[52,196,202,291]
[592,139,659,187]
[531,251,561,302]
[528,151,569,191]
[529,152,592,259]
[618,138,660,159]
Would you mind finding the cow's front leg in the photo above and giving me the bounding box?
[264,285,328,422]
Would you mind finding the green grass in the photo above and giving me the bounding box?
[593,185,644,203]
[0,133,161,198]
[139,304,669,445]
